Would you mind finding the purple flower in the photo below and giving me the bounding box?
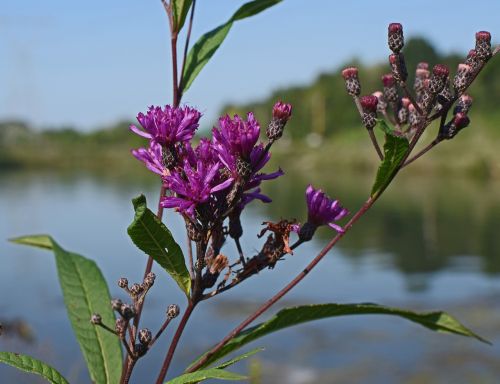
[131,142,169,178]
[305,185,348,233]
[161,159,232,220]
[213,113,260,160]
[130,105,201,146]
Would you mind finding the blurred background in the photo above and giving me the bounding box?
[1,0,500,383]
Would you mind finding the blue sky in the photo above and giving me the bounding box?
[1,0,499,131]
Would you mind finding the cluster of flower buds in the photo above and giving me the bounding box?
[342,23,496,150]
[90,272,182,360]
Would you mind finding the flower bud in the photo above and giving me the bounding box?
[436,79,452,112]
[167,304,180,319]
[453,94,473,115]
[90,313,102,325]
[143,272,156,288]
[417,62,429,70]
[120,303,136,320]
[341,67,361,96]
[465,49,480,72]
[135,343,148,357]
[130,283,143,297]
[267,101,292,142]
[359,95,378,129]
[475,31,492,61]
[453,63,473,95]
[115,318,126,337]
[382,73,398,103]
[428,64,449,94]
[397,97,411,124]
[414,67,430,102]
[388,23,404,53]
[118,277,129,289]
[111,298,123,311]
[439,112,470,140]
[389,53,408,83]
[372,91,387,113]
[408,104,423,128]
[138,328,152,345]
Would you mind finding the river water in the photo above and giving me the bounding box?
[1,168,500,383]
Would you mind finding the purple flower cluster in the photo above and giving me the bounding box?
[132,103,289,223]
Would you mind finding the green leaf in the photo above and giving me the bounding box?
[214,348,263,370]
[181,0,282,92]
[0,352,69,384]
[10,234,53,250]
[10,235,122,384]
[172,0,193,33]
[190,302,489,370]
[127,195,191,296]
[371,120,409,196]
[167,368,247,384]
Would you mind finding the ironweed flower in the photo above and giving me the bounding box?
[213,113,260,160]
[130,105,201,146]
[299,185,348,241]
[132,142,169,178]
[162,159,232,220]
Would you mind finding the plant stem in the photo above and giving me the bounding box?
[403,138,440,167]
[187,117,429,372]
[155,301,197,384]
[122,358,137,384]
[187,196,377,372]
[368,129,384,160]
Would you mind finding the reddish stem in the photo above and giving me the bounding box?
[155,301,197,383]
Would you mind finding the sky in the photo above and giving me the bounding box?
[1,0,499,131]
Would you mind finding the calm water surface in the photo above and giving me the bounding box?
[1,169,500,383]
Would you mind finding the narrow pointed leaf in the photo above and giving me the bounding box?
[10,234,53,249]
[172,0,193,32]
[127,195,191,296]
[181,0,282,92]
[0,352,69,384]
[10,235,122,384]
[167,368,247,384]
[190,302,489,369]
[371,120,409,196]
[214,348,263,370]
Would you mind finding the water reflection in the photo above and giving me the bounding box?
[1,168,500,383]
[262,169,500,280]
